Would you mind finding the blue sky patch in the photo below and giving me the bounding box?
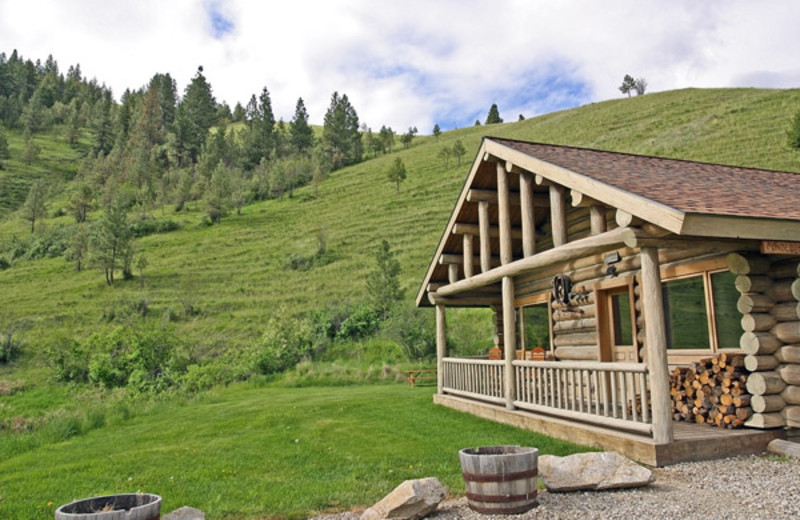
[205,1,234,39]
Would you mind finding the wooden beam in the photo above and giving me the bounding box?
[549,184,567,247]
[590,205,607,236]
[641,246,673,444]
[448,263,459,284]
[570,189,601,208]
[467,189,550,207]
[436,226,640,297]
[520,172,536,257]
[615,209,642,228]
[439,253,499,266]
[463,234,474,278]
[428,293,502,307]
[497,162,513,265]
[436,304,446,394]
[479,201,491,273]
[502,276,516,410]
[452,223,524,240]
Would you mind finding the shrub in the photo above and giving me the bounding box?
[381,305,437,360]
[336,304,380,341]
[250,309,313,375]
[46,337,91,383]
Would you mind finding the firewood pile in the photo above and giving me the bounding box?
[670,353,752,428]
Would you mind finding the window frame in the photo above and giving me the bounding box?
[515,292,553,354]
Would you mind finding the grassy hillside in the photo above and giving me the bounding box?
[2,87,800,373]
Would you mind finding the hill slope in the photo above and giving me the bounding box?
[2,87,800,365]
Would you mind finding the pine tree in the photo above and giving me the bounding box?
[290,97,313,155]
[322,92,362,169]
[175,66,217,164]
[433,124,441,139]
[619,74,636,97]
[452,139,467,166]
[366,240,404,318]
[21,179,48,233]
[387,157,407,193]
[205,163,233,223]
[485,103,503,124]
[91,195,134,285]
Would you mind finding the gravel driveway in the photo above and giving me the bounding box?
[312,454,800,520]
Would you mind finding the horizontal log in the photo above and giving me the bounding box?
[776,345,800,364]
[782,385,800,405]
[746,412,785,428]
[744,355,779,372]
[779,364,800,385]
[751,394,787,413]
[737,293,775,314]
[727,253,771,276]
[740,331,782,355]
[781,405,800,423]
[772,321,800,344]
[771,302,800,322]
[746,371,787,396]
[768,439,800,459]
[769,259,800,279]
[452,223,524,240]
[741,313,777,333]
[552,305,597,321]
[553,332,598,347]
[553,346,598,361]
[553,318,597,333]
[735,275,773,294]
[766,279,800,303]
[436,227,637,298]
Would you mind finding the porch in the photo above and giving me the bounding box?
[435,357,784,466]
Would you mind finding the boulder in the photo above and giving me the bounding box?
[360,477,447,520]
[539,451,654,492]
[164,506,205,520]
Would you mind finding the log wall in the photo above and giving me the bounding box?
[728,253,800,429]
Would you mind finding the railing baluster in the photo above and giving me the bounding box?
[640,372,649,423]
[611,371,618,418]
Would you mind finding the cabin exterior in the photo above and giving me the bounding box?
[416,137,800,465]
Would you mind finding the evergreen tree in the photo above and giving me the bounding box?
[485,103,503,124]
[22,130,41,164]
[241,86,276,168]
[366,240,404,318]
[92,89,114,156]
[68,183,94,223]
[0,127,9,167]
[437,145,452,168]
[91,194,134,285]
[379,125,394,154]
[232,102,246,122]
[433,124,441,139]
[175,66,217,164]
[205,163,233,223]
[21,179,48,233]
[289,97,313,154]
[322,92,363,169]
[387,157,407,193]
[66,224,89,271]
[400,126,418,149]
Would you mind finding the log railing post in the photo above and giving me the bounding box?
[479,201,491,273]
[519,171,536,257]
[590,205,607,235]
[436,303,447,394]
[641,246,674,443]
[497,162,512,265]
[502,276,517,409]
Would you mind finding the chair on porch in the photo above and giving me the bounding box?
[530,347,546,361]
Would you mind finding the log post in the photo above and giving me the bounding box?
[436,304,447,395]
[549,184,567,247]
[519,172,536,257]
[641,246,673,443]
[463,234,474,279]
[502,276,517,410]
[479,201,491,273]
[590,205,607,236]
[448,263,459,284]
[497,162,513,265]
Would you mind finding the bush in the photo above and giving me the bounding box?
[130,218,181,238]
[250,309,313,375]
[336,304,380,341]
[0,256,10,270]
[381,306,437,360]
[46,337,91,383]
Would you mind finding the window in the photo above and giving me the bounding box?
[519,303,551,351]
[662,269,738,352]
[610,290,634,347]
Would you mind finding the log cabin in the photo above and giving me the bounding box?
[416,137,800,465]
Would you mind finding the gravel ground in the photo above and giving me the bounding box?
[311,454,800,520]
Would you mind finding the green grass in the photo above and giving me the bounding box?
[0,383,587,519]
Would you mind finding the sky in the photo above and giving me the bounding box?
[1,0,799,133]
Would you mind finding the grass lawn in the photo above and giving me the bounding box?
[0,383,588,519]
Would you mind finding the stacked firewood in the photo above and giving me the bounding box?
[670,353,753,428]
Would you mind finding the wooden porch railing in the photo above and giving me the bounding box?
[441,357,653,435]
[441,358,505,405]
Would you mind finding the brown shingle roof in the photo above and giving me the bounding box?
[494,138,800,221]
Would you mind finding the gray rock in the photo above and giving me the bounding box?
[539,451,655,492]
[360,477,447,520]
[163,506,205,520]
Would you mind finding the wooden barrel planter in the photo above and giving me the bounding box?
[54,493,161,520]
[459,445,539,514]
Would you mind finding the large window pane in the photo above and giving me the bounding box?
[711,271,740,349]
[611,292,633,346]
[521,305,550,350]
[663,276,710,350]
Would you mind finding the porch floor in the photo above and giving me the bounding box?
[434,393,785,467]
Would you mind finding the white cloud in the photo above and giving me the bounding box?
[1,0,799,132]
